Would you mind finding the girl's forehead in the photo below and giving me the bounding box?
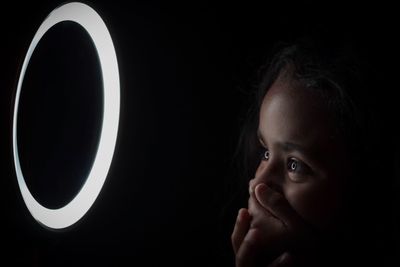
[263,78,329,115]
[261,78,341,145]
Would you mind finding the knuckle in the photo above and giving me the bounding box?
[244,228,261,245]
[231,232,235,243]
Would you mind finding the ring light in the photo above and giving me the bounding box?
[12,2,120,229]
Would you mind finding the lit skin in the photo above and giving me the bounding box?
[232,74,352,266]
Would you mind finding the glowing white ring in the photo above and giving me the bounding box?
[12,2,120,229]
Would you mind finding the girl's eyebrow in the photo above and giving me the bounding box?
[280,141,305,153]
[257,129,267,147]
[257,129,312,159]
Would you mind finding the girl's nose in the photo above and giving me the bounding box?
[250,160,283,194]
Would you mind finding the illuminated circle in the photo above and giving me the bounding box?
[12,2,120,229]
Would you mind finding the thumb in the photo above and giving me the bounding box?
[254,183,299,226]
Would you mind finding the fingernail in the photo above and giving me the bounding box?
[254,184,269,203]
[248,178,254,194]
[255,183,267,194]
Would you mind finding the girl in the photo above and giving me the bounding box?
[231,38,397,266]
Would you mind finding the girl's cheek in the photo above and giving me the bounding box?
[284,182,342,230]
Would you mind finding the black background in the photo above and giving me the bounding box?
[1,1,399,266]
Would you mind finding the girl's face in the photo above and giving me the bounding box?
[252,76,352,231]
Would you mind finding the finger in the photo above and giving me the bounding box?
[231,208,251,254]
[248,187,264,216]
[267,251,295,267]
[248,188,276,221]
[235,228,262,267]
[249,178,256,195]
[254,183,300,226]
[247,190,257,216]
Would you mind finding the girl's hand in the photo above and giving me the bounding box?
[232,183,320,267]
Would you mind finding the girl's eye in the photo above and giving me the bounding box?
[287,158,312,182]
[287,158,305,173]
[289,160,298,172]
[261,149,270,161]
